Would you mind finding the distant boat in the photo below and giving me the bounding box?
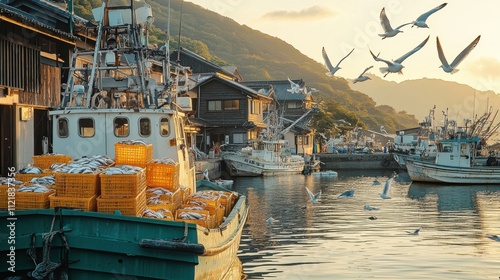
[406,136,500,184]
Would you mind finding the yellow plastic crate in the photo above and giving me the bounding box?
[54,172,100,198]
[146,203,177,213]
[175,208,211,228]
[146,162,179,190]
[15,189,55,210]
[115,143,153,168]
[15,170,53,183]
[100,169,146,198]
[49,194,97,211]
[0,185,18,209]
[97,190,146,217]
[33,154,72,169]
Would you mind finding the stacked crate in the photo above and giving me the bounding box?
[115,142,153,168]
[33,154,72,169]
[176,192,224,228]
[97,166,147,217]
[15,185,55,210]
[144,160,181,219]
[50,158,108,211]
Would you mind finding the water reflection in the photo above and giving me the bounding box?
[235,172,500,279]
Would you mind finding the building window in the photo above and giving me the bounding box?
[287,101,302,109]
[251,100,261,114]
[160,117,170,136]
[58,118,69,138]
[78,118,95,137]
[224,100,239,110]
[113,117,129,137]
[208,101,222,111]
[233,133,247,144]
[139,118,151,137]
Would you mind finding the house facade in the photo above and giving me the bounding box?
[0,0,77,174]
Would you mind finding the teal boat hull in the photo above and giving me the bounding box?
[0,195,248,280]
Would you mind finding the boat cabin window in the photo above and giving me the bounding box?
[114,117,129,137]
[160,117,169,136]
[58,118,69,138]
[78,118,95,137]
[139,118,151,137]
[442,144,452,153]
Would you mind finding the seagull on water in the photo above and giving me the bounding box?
[305,187,322,203]
[370,35,430,77]
[352,65,373,84]
[266,217,278,224]
[372,179,381,186]
[287,77,304,94]
[378,7,411,39]
[411,3,447,28]
[486,234,500,241]
[437,35,481,74]
[338,189,355,198]
[406,227,422,235]
[364,205,380,211]
[322,47,355,77]
[380,174,395,199]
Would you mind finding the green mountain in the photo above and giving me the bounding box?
[72,0,419,134]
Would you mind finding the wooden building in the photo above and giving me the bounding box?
[242,79,318,155]
[0,0,77,175]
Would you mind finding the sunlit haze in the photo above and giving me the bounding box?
[187,1,500,94]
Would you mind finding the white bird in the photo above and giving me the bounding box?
[338,189,355,198]
[380,176,394,199]
[352,65,373,84]
[203,169,209,181]
[406,227,422,235]
[266,217,278,224]
[287,77,304,94]
[486,234,500,241]
[364,205,380,211]
[305,187,322,203]
[378,7,411,39]
[370,35,430,77]
[322,47,355,77]
[411,3,447,28]
[437,35,481,74]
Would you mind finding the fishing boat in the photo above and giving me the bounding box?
[222,104,307,177]
[0,1,248,279]
[406,110,500,184]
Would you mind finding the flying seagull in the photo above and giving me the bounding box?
[378,7,412,39]
[406,227,422,235]
[287,77,304,94]
[322,47,355,77]
[370,35,430,77]
[380,175,395,199]
[338,189,355,198]
[411,3,447,28]
[437,35,481,74]
[305,187,322,203]
[486,234,500,241]
[352,65,373,84]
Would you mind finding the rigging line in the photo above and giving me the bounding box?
[177,0,184,63]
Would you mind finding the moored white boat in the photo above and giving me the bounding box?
[406,136,500,184]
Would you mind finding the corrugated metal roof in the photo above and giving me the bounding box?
[0,0,78,40]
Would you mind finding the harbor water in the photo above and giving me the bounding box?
[233,171,500,279]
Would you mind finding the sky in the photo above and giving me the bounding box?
[186,0,500,95]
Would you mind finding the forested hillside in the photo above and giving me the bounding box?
[72,0,419,134]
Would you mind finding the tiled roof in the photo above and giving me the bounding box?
[242,79,312,101]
